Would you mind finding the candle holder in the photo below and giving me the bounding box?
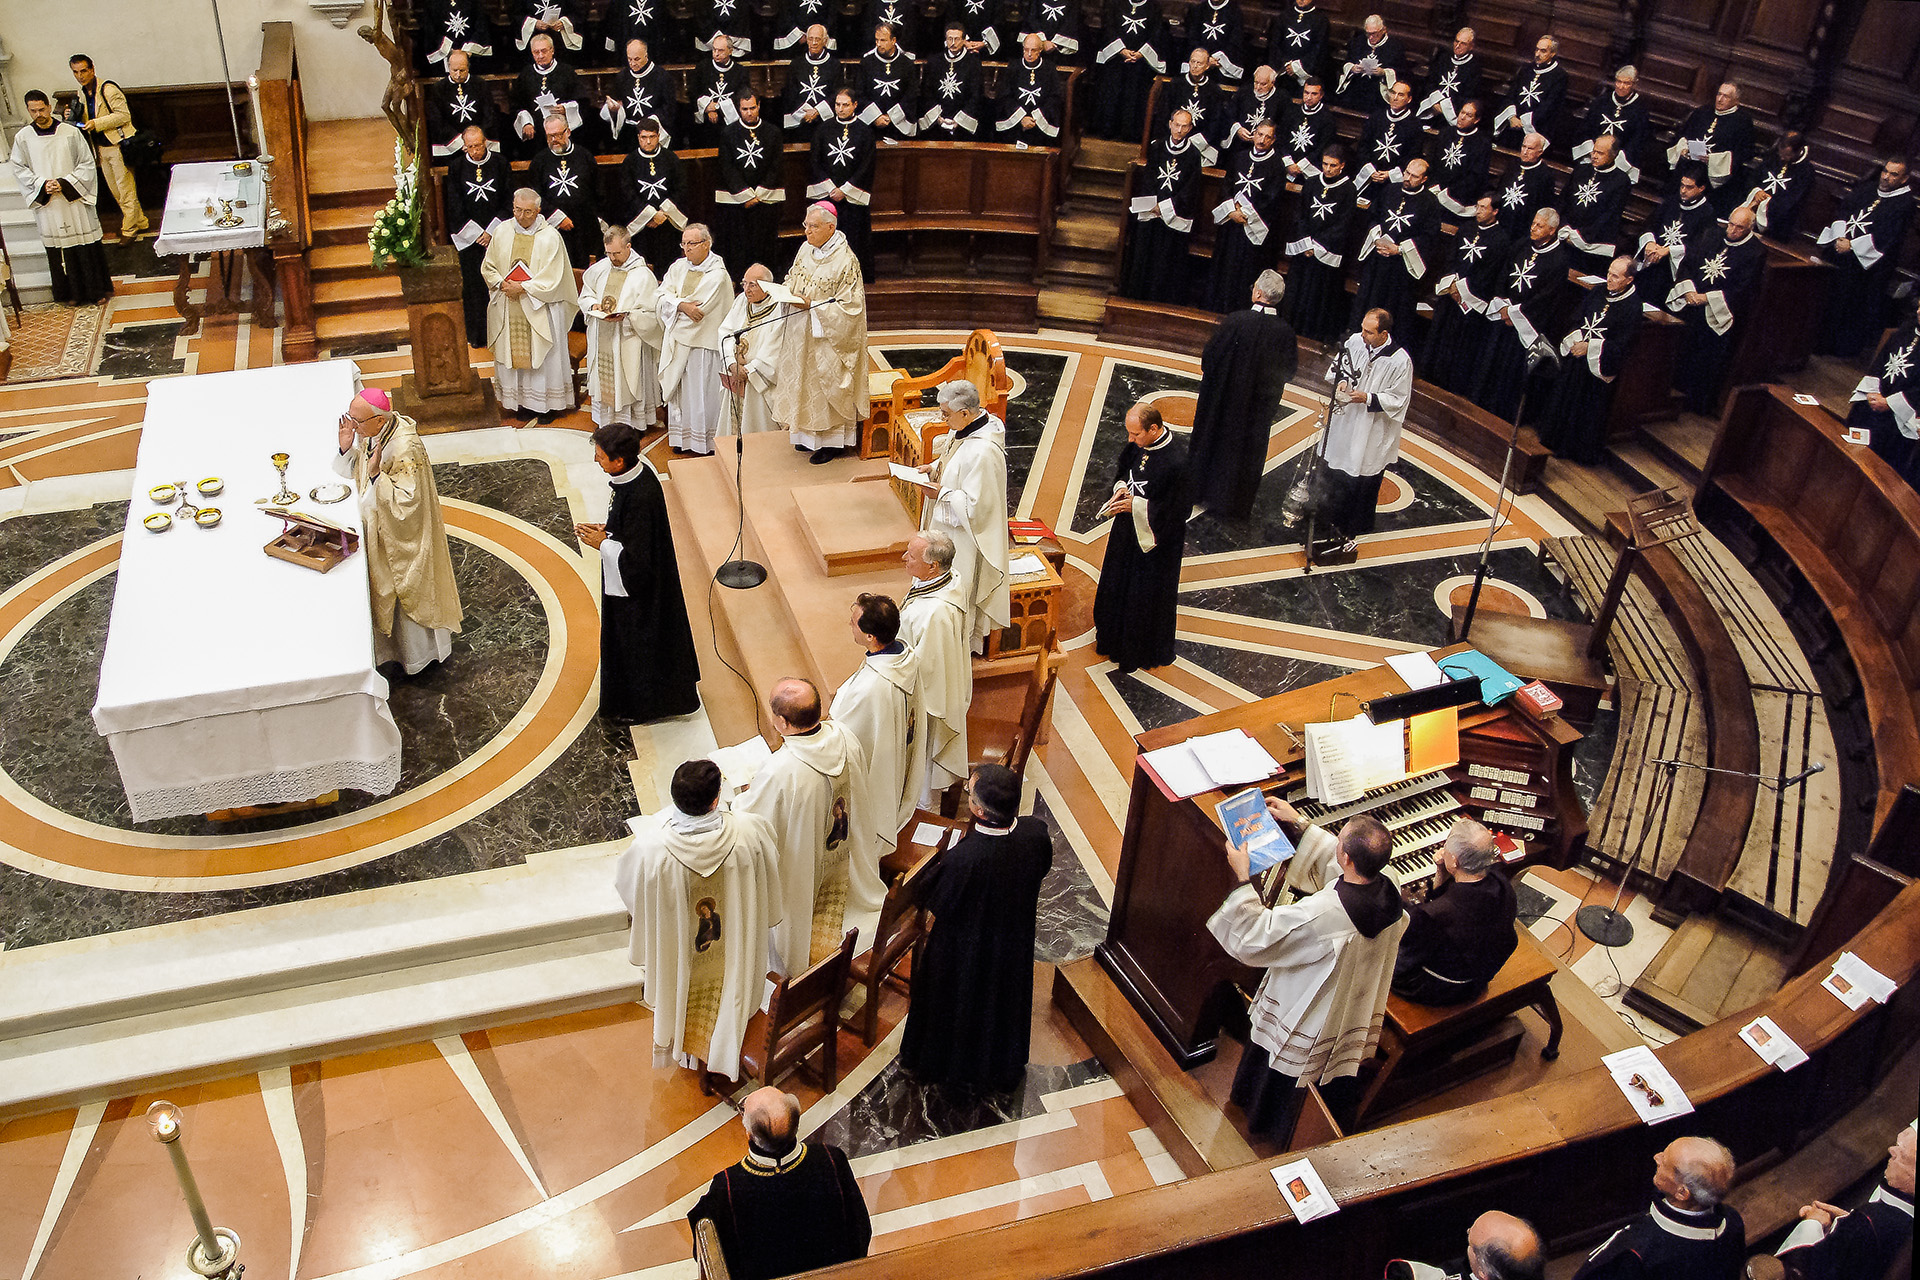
[147,1101,244,1279]
[269,453,297,506]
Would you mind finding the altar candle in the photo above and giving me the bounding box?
[248,74,267,156]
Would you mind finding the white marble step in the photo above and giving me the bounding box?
[0,927,644,1118]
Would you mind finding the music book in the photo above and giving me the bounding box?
[1304,715,1406,806]
[710,735,773,795]
[1216,788,1293,873]
[1140,729,1281,799]
[1438,649,1526,704]
[888,462,938,488]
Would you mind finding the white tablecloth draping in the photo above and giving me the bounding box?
[92,360,403,821]
[152,161,269,258]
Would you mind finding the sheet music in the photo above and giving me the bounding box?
[1304,715,1406,805]
[1385,651,1444,690]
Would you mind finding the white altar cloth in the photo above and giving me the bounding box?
[152,161,268,258]
[92,361,403,821]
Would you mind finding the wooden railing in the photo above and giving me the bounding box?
[257,21,317,363]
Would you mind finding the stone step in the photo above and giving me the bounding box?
[314,271,407,314]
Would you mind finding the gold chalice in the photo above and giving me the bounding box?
[269,452,298,506]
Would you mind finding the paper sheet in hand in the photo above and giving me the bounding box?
[888,462,937,488]
[1687,139,1709,160]
[1271,1158,1338,1223]
[756,281,803,305]
[1823,951,1897,1009]
[1385,650,1445,690]
[1217,787,1293,873]
[1738,1016,1808,1071]
[711,735,773,793]
[1602,1045,1694,1124]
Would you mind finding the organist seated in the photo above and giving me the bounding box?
[1389,818,1518,1006]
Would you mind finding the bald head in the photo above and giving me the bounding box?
[1656,1136,1735,1210]
[1727,204,1755,240]
[770,678,821,732]
[1466,1211,1543,1280]
[741,1087,802,1157]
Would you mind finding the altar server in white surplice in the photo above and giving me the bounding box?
[580,224,663,428]
[741,678,880,976]
[11,92,112,304]
[917,379,1010,647]
[899,531,971,798]
[654,222,734,455]
[830,593,923,846]
[717,264,789,435]
[482,187,581,424]
[614,759,782,1085]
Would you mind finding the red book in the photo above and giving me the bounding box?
[1511,680,1564,723]
[503,260,533,285]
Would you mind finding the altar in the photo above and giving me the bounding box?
[91,361,401,822]
[151,160,276,336]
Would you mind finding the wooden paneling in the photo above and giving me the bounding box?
[1743,0,1825,53]
[1652,0,1736,35]
[1843,0,1920,80]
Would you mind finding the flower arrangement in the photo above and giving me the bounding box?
[368,134,429,269]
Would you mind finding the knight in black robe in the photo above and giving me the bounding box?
[1554,135,1633,274]
[1093,405,1189,672]
[418,0,498,73]
[510,37,587,157]
[1266,2,1328,89]
[1153,50,1230,166]
[1089,0,1166,142]
[1493,131,1556,241]
[1422,196,1512,395]
[1279,80,1335,182]
[1774,1126,1916,1280]
[1573,69,1652,181]
[1282,145,1356,342]
[1184,0,1246,81]
[442,128,514,348]
[946,0,1005,55]
[808,93,876,279]
[866,0,922,55]
[1814,159,1916,358]
[1470,209,1572,422]
[900,764,1052,1089]
[1741,132,1814,241]
[1427,101,1492,219]
[1204,121,1286,313]
[995,38,1064,144]
[601,0,677,64]
[1416,28,1480,125]
[1571,1139,1744,1280]
[1669,207,1768,416]
[691,39,749,146]
[1019,0,1081,64]
[623,122,688,271]
[1189,275,1297,518]
[782,29,844,140]
[859,27,922,142]
[694,0,755,59]
[920,25,985,137]
[1352,82,1420,195]
[425,52,502,157]
[688,1090,870,1280]
[1634,162,1714,306]
[1666,84,1757,216]
[1120,112,1204,305]
[1845,299,1920,483]
[1222,66,1283,164]
[714,94,785,280]
[1350,159,1440,332]
[774,0,839,56]
[580,425,702,724]
[1492,37,1567,147]
[1333,16,1404,111]
[1535,258,1641,465]
[597,39,677,153]
[526,116,602,268]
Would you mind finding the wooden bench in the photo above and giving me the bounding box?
[1355,925,1564,1122]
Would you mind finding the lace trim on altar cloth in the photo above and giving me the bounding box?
[124,752,404,823]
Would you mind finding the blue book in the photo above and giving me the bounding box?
[1216,788,1295,873]
[1438,648,1526,705]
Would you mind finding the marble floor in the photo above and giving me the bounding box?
[0,258,1747,1280]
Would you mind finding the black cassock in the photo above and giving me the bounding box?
[418,0,498,72]
[1633,189,1716,306]
[599,463,701,722]
[1152,72,1230,165]
[1089,0,1166,142]
[900,818,1053,1089]
[1492,59,1567,145]
[1203,146,1286,313]
[1744,146,1813,241]
[597,62,677,154]
[713,118,785,278]
[1416,52,1480,125]
[1777,1185,1917,1280]
[867,0,922,54]
[526,143,601,268]
[1184,0,1246,80]
[1266,3,1329,85]
[1469,235,1571,422]
[1189,304,1298,517]
[511,0,586,55]
[1220,85,1283,163]
[1669,104,1756,215]
[946,0,1005,55]
[808,118,876,279]
[858,48,922,143]
[687,1142,871,1280]
[510,60,587,157]
[1816,176,1917,357]
[1352,104,1420,188]
[1492,158,1556,241]
[600,0,675,63]
[622,143,687,274]
[1670,231,1767,416]
[1333,30,1405,111]
[1554,159,1633,271]
[920,50,984,137]
[1283,171,1356,342]
[994,55,1063,145]
[690,56,748,146]
[425,76,502,158]
[1847,315,1920,483]
[1534,283,1642,465]
[1427,123,1492,219]
[781,50,844,142]
[1279,101,1337,182]
[1350,180,1439,332]
[1574,89,1652,178]
[1120,134,1203,305]
[1093,431,1189,672]
[1421,215,1512,394]
[1020,0,1083,63]
[694,0,755,58]
[442,151,513,348]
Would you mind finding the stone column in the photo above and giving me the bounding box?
[392,244,500,431]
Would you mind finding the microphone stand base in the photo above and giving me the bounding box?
[1576,904,1635,949]
[716,559,768,590]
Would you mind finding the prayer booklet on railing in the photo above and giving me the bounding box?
[1271,1157,1338,1223]
[1603,1045,1694,1125]
[1304,715,1407,806]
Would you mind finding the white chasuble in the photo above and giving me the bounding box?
[925,415,1012,645]
[11,122,101,247]
[899,572,972,791]
[740,719,879,975]
[829,644,923,845]
[613,808,782,1079]
[481,220,579,370]
[769,230,869,447]
[581,252,664,426]
[717,291,790,434]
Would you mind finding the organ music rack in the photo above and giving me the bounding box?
[1097,643,1588,1067]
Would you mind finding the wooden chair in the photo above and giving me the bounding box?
[736,928,858,1092]
[871,327,1014,465]
[0,220,21,322]
[844,831,951,1045]
[972,626,1060,783]
[880,807,970,881]
[692,1216,732,1280]
[567,267,589,410]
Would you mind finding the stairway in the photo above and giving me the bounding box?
[307,118,409,353]
[1039,138,1133,331]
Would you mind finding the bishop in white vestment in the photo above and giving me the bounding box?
[899,531,972,797]
[10,94,112,304]
[741,678,881,976]
[614,760,781,1083]
[580,225,663,428]
[654,223,734,454]
[918,380,1011,647]
[830,594,923,847]
[717,265,789,435]
[482,188,581,422]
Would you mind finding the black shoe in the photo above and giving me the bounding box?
[534,411,559,425]
[809,447,842,464]
[794,441,809,451]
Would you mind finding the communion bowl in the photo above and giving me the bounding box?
[194,507,223,528]
[196,477,225,497]
[143,512,173,533]
[149,483,177,503]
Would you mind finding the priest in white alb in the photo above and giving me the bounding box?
[770,203,869,464]
[614,759,782,1087]
[483,187,581,425]
[830,593,922,849]
[654,222,733,455]
[740,678,881,976]
[717,264,789,434]
[10,91,112,304]
[899,531,972,800]
[580,223,663,428]
[916,380,1011,647]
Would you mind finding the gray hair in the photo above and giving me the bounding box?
[1675,1138,1736,1208]
[1534,207,1561,230]
[513,187,541,206]
[936,380,982,413]
[682,222,712,245]
[1446,819,1497,874]
[804,202,839,226]
[1616,64,1638,82]
[920,529,956,569]
[1539,34,1558,54]
[1254,270,1286,305]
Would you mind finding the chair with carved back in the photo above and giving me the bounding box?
[692,1216,732,1280]
[870,327,1014,464]
[967,625,1058,787]
[844,830,951,1045]
[735,928,857,1092]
